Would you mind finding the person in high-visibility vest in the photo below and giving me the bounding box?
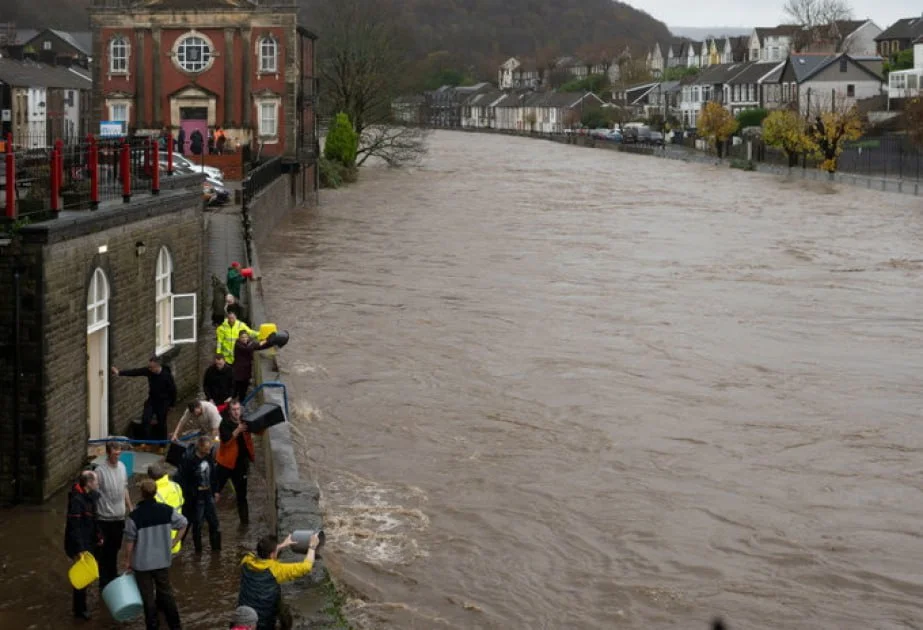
[147,463,185,554]
[216,311,256,365]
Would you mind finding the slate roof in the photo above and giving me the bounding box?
[875,16,923,41]
[693,62,750,85]
[129,0,260,9]
[785,53,883,83]
[725,61,784,84]
[0,58,92,89]
[25,30,92,56]
[523,91,602,108]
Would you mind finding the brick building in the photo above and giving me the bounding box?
[0,178,207,503]
[88,0,318,164]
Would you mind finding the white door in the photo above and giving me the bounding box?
[87,328,108,439]
[87,268,110,439]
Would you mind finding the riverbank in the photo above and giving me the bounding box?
[241,201,349,628]
[440,127,923,197]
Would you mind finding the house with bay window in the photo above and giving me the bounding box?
[88,0,318,162]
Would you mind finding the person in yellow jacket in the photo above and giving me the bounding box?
[147,464,185,554]
[238,533,319,630]
[216,311,256,365]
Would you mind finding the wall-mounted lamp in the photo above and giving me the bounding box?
[135,241,146,257]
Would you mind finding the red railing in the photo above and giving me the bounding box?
[1,133,181,220]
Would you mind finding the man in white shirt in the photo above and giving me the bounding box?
[94,441,133,590]
[171,399,221,441]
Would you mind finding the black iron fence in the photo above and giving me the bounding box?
[241,156,284,208]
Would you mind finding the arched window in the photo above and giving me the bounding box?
[87,267,110,333]
[259,36,278,73]
[155,247,174,353]
[154,246,198,354]
[109,37,128,74]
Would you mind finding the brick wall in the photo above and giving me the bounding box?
[0,186,207,503]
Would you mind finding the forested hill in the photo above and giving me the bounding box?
[9,0,671,82]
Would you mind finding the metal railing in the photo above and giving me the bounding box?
[2,133,187,222]
[241,155,284,208]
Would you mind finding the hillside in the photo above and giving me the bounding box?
[9,0,672,82]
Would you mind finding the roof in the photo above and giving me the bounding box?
[464,89,503,106]
[785,53,883,83]
[14,29,39,45]
[725,61,783,84]
[693,62,751,85]
[140,0,259,7]
[761,63,784,83]
[28,30,92,56]
[875,16,923,41]
[0,58,91,89]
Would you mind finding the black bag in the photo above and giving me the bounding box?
[244,403,286,433]
[165,442,186,468]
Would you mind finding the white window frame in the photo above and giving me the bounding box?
[173,31,215,74]
[155,247,174,355]
[171,293,197,344]
[43,40,52,51]
[259,36,278,73]
[257,99,280,140]
[109,37,129,74]
[110,103,128,122]
[87,268,110,334]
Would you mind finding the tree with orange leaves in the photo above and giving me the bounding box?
[698,101,739,158]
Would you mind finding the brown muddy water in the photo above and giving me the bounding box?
[261,131,923,629]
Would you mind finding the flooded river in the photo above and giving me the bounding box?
[261,131,923,629]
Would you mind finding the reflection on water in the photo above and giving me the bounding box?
[261,131,923,629]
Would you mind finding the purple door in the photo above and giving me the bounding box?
[179,107,208,156]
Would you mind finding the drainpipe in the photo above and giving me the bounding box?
[13,260,22,503]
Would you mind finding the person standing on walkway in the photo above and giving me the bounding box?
[123,478,187,630]
[65,469,101,621]
[177,127,186,156]
[112,356,177,442]
[226,262,245,300]
[171,399,222,441]
[94,441,132,591]
[217,311,256,365]
[216,400,256,525]
[237,533,319,630]
[176,436,221,552]
[148,464,185,555]
[232,330,270,403]
[203,354,234,405]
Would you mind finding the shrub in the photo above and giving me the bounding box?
[729,158,755,171]
[319,156,344,188]
[324,112,359,167]
[736,108,769,129]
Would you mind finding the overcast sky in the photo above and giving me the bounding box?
[626,0,914,30]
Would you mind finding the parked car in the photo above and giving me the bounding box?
[605,130,623,142]
[159,154,224,182]
[648,131,664,146]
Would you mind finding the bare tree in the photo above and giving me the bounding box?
[783,0,855,52]
[315,0,428,166]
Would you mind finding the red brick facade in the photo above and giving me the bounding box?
[88,0,317,161]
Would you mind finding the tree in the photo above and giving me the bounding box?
[316,0,428,167]
[698,101,739,157]
[662,66,699,81]
[804,89,864,172]
[762,109,816,167]
[559,74,609,93]
[783,0,854,52]
[324,113,359,166]
[883,48,914,76]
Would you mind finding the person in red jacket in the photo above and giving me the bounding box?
[216,400,259,525]
[64,470,101,620]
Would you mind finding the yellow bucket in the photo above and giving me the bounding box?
[68,551,99,589]
[257,323,277,342]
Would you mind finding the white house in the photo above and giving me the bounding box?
[723,61,784,114]
[838,20,883,56]
[498,57,521,90]
[887,35,923,101]
[492,93,523,130]
[775,53,883,115]
[749,25,797,61]
[498,58,542,90]
[517,92,604,133]
[461,90,505,129]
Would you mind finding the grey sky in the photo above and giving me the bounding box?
[626,0,915,30]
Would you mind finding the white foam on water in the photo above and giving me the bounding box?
[321,470,429,566]
[288,360,329,376]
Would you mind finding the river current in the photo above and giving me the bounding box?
[260,131,923,629]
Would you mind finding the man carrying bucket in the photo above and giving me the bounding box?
[65,469,101,621]
[123,478,188,630]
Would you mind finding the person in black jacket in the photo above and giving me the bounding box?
[203,354,234,406]
[174,436,221,553]
[65,470,101,620]
[112,356,177,441]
